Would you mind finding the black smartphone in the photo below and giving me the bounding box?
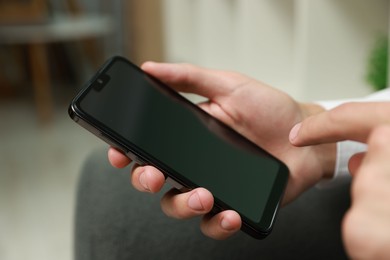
[69,56,289,239]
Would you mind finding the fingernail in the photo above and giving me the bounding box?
[221,217,234,231]
[188,192,204,211]
[289,123,301,143]
[139,171,150,191]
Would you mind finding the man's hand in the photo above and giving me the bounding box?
[343,126,390,260]
[290,102,390,259]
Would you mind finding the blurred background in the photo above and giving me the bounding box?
[0,0,388,259]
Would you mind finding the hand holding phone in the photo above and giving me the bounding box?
[69,56,290,239]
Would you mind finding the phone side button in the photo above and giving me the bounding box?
[166,177,185,191]
[125,151,146,166]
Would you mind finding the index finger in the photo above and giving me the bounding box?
[290,102,390,146]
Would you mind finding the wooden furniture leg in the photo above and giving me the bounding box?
[28,43,52,122]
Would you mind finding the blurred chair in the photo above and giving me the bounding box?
[0,0,48,24]
[0,0,113,122]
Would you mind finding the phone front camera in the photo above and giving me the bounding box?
[92,74,110,92]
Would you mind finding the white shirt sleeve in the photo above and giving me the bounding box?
[315,88,390,188]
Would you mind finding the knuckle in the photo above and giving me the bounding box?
[330,103,353,123]
[369,125,390,147]
[160,189,188,219]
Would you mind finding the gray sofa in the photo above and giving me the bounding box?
[74,148,350,259]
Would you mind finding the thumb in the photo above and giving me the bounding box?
[141,62,235,99]
[348,152,366,177]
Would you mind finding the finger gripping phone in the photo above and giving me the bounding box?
[69,56,289,239]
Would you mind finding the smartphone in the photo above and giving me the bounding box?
[69,56,289,239]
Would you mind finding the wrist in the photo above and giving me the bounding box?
[299,102,326,118]
[313,143,337,180]
[298,102,336,180]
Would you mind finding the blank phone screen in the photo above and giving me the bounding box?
[75,58,288,227]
